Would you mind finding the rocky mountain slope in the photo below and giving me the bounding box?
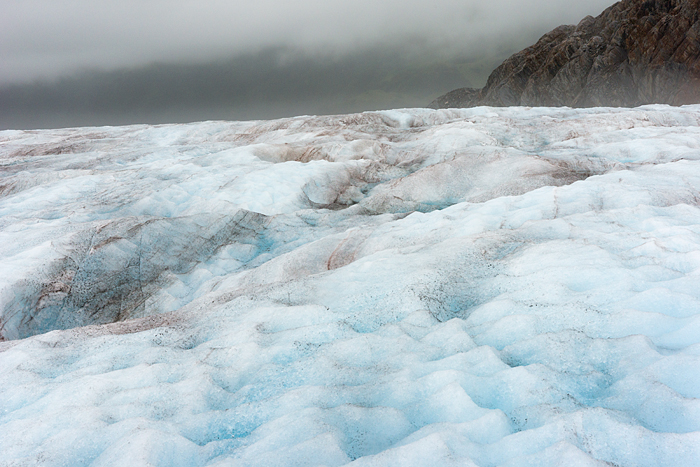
[430,0,700,108]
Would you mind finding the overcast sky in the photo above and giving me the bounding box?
[1,0,616,128]
[3,0,615,85]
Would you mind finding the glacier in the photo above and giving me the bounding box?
[1,105,700,466]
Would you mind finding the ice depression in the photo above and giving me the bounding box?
[1,106,700,466]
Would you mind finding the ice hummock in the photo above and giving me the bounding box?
[1,106,700,466]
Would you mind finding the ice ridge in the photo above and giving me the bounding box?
[1,106,700,466]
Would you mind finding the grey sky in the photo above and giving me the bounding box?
[3,0,615,85]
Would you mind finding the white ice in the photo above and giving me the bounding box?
[1,105,700,466]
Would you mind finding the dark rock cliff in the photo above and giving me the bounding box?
[430,0,700,108]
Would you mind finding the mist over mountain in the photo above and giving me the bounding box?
[0,0,615,130]
[0,46,509,130]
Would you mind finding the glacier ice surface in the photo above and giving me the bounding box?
[1,105,700,466]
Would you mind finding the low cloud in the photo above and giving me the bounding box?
[0,45,510,129]
[2,0,614,84]
[1,0,617,128]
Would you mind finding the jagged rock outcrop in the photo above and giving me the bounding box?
[430,0,700,108]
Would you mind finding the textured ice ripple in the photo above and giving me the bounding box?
[1,106,700,466]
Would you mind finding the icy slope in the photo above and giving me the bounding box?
[1,106,700,466]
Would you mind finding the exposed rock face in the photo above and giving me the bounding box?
[430,0,700,108]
